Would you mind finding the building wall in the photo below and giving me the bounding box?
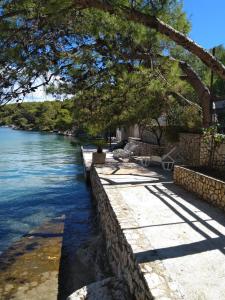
[116,125,140,141]
[116,125,166,145]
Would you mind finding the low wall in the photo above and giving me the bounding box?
[90,167,153,300]
[174,166,225,212]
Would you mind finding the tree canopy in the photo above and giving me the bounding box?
[0,0,225,131]
[0,100,74,131]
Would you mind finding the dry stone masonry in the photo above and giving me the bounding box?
[90,167,153,300]
[174,166,225,212]
[81,147,225,300]
[178,133,225,168]
[129,133,225,169]
[68,277,131,300]
[178,133,201,166]
[199,138,225,168]
[89,165,183,300]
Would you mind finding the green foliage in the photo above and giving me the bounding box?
[210,45,225,97]
[167,101,202,130]
[0,0,192,105]
[172,45,225,99]
[203,125,225,167]
[72,54,203,141]
[164,96,202,142]
[90,138,107,152]
[0,0,209,137]
[203,125,225,147]
[0,100,74,132]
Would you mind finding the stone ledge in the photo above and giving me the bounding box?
[90,164,182,300]
[85,159,225,300]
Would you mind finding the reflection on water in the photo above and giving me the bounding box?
[0,127,94,299]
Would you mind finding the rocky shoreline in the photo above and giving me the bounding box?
[4,125,77,137]
[66,233,132,300]
[0,216,65,300]
[0,216,130,300]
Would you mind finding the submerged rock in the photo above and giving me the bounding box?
[67,235,132,300]
[67,277,131,300]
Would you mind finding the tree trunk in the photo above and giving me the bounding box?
[119,51,212,127]
[74,0,225,80]
[178,60,211,128]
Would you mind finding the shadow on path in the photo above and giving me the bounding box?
[135,183,225,263]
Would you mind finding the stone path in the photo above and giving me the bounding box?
[81,147,116,172]
[91,159,225,300]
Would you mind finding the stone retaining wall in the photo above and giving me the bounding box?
[178,133,225,168]
[90,167,153,300]
[132,133,225,168]
[178,133,201,166]
[174,166,225,212]
[200,140,225,168]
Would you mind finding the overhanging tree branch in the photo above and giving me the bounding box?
[73,0,225,80]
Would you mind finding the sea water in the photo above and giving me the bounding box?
[0,127,93,255]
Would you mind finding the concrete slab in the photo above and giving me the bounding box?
[92,162,225,300]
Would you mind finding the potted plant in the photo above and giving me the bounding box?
[92,139,106,164]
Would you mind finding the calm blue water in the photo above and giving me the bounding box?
[0,127,92,255]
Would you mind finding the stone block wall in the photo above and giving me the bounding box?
[128,132,225,168]
[200,141,225,168]
[178,133,201,166]
[215,143,225,167]
[178,133,225,168]
[174,166,225,212]
[90,167,153,300]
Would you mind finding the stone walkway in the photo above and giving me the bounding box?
[91,158,225,300]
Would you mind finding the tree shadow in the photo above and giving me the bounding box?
[98,165,172,186]
[135,183,225,264]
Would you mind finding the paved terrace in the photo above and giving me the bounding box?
[82,149,225,299]
[81,146,115,178]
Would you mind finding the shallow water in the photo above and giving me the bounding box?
[0,127,93,254]
[0,127,94,299]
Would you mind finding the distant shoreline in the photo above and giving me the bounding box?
[1,124,77,137]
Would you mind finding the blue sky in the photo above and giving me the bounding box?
[183,0,225,49]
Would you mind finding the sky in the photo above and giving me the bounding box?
[24,85,55,102]
[24,77,55,102]
[183,0,225,49]
[25,0,225,102]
